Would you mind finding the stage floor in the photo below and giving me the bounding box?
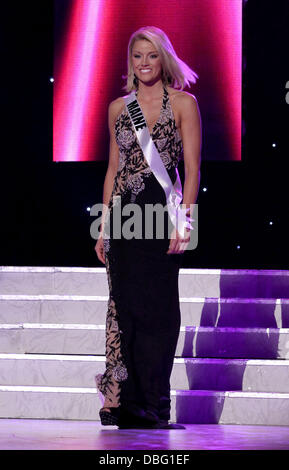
[0,419,289,450]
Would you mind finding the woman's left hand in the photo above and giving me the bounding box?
[167,227,191,254]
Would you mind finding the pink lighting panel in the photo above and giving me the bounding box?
[53,0,242,162]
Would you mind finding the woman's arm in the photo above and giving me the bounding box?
[100,99,123,232]
[167,92,202,254]
[95,99,122,263]
[179,93,202,209]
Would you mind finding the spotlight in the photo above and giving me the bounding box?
[272,143,276,148]
[236,245,240,250]
[86,207,91,212]
[202,187,207,192]
[50,78,54,83]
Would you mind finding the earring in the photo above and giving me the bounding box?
[133,73,139,88]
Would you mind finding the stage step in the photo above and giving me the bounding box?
[0,295,288,328]
[0,354,288,393]
[1,266,289,298]
[0,265,289,425]
[0,386,288,426]
[0,324,288,359]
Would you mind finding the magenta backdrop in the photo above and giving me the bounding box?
[53,0,242,162]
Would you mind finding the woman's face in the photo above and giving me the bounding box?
[131,39,162,85]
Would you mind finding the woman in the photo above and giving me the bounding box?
[95,26,201,429]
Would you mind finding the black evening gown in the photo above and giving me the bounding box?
[96,86,184,424]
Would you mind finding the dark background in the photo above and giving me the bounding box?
[0,0,288,269]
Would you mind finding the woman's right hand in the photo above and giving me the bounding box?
[95,236,106,264]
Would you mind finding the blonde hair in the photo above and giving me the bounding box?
[123,26,199,92]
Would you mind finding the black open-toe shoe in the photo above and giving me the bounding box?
[99,407,120,425]
[150,421,186,429]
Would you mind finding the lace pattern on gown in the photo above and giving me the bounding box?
[95,86,183,406]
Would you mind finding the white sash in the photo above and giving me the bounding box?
[123,89,193,238]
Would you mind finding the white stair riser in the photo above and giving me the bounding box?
[1,268,289,298]
[0,389,289,425]
[0,298,287,328]
[0,270,109,296]
[0,327,288,358]
[174,393,289,426]
[0,357,289,392]
[0,299,107,325]
[177,328,289,359]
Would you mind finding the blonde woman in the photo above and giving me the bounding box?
[95,26,202,429]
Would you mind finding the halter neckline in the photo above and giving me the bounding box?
[135,85,168,99]
[134,86,167,136]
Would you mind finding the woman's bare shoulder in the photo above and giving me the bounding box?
[109,96,126,116]
[107,96,128,128]
[167,86,198,107]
